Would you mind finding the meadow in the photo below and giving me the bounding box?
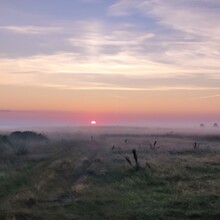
[0,127,219,220]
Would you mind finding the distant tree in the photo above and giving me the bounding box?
[213,123,218,128]
[200,123,205,128]
[9,131,48,142]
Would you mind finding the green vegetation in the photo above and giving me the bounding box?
[0,130,219,219]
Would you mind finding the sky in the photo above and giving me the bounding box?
[0,0,220,127]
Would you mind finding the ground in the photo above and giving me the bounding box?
[0,127,219,219]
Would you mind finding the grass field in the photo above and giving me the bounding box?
[0,127,219,219]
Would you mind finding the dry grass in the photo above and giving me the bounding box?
[0,129,219,219]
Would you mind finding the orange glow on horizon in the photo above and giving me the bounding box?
[1,85,220,121]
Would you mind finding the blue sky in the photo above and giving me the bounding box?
[0,0,220,126]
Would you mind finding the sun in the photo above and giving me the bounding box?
[91,120,97,125]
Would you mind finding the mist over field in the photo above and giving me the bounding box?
[0,126,220,219]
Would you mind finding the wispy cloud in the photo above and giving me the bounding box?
[0,1,219,97]
[0,54,220,91]
[108,0,220,69]
[0,25,62,35]
[192,94,220,100]
[108,0,220,38]
[0,109,12,112]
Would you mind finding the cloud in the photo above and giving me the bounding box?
[67,19,220,73]
[0,52,220,91]
[108,0,138,16]
[0,109,12,112]
[68,25,155,61]
[0,1,219,93]
[193,94,220,100]
[0,11,219,73]
[0,25,62,35]
[0,16,219,91]
[109,0,220,38]
[108,0,220,70]
[0,51,182,84]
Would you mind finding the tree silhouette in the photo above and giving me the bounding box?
[213,123,218,128]
[200,123,205,128]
